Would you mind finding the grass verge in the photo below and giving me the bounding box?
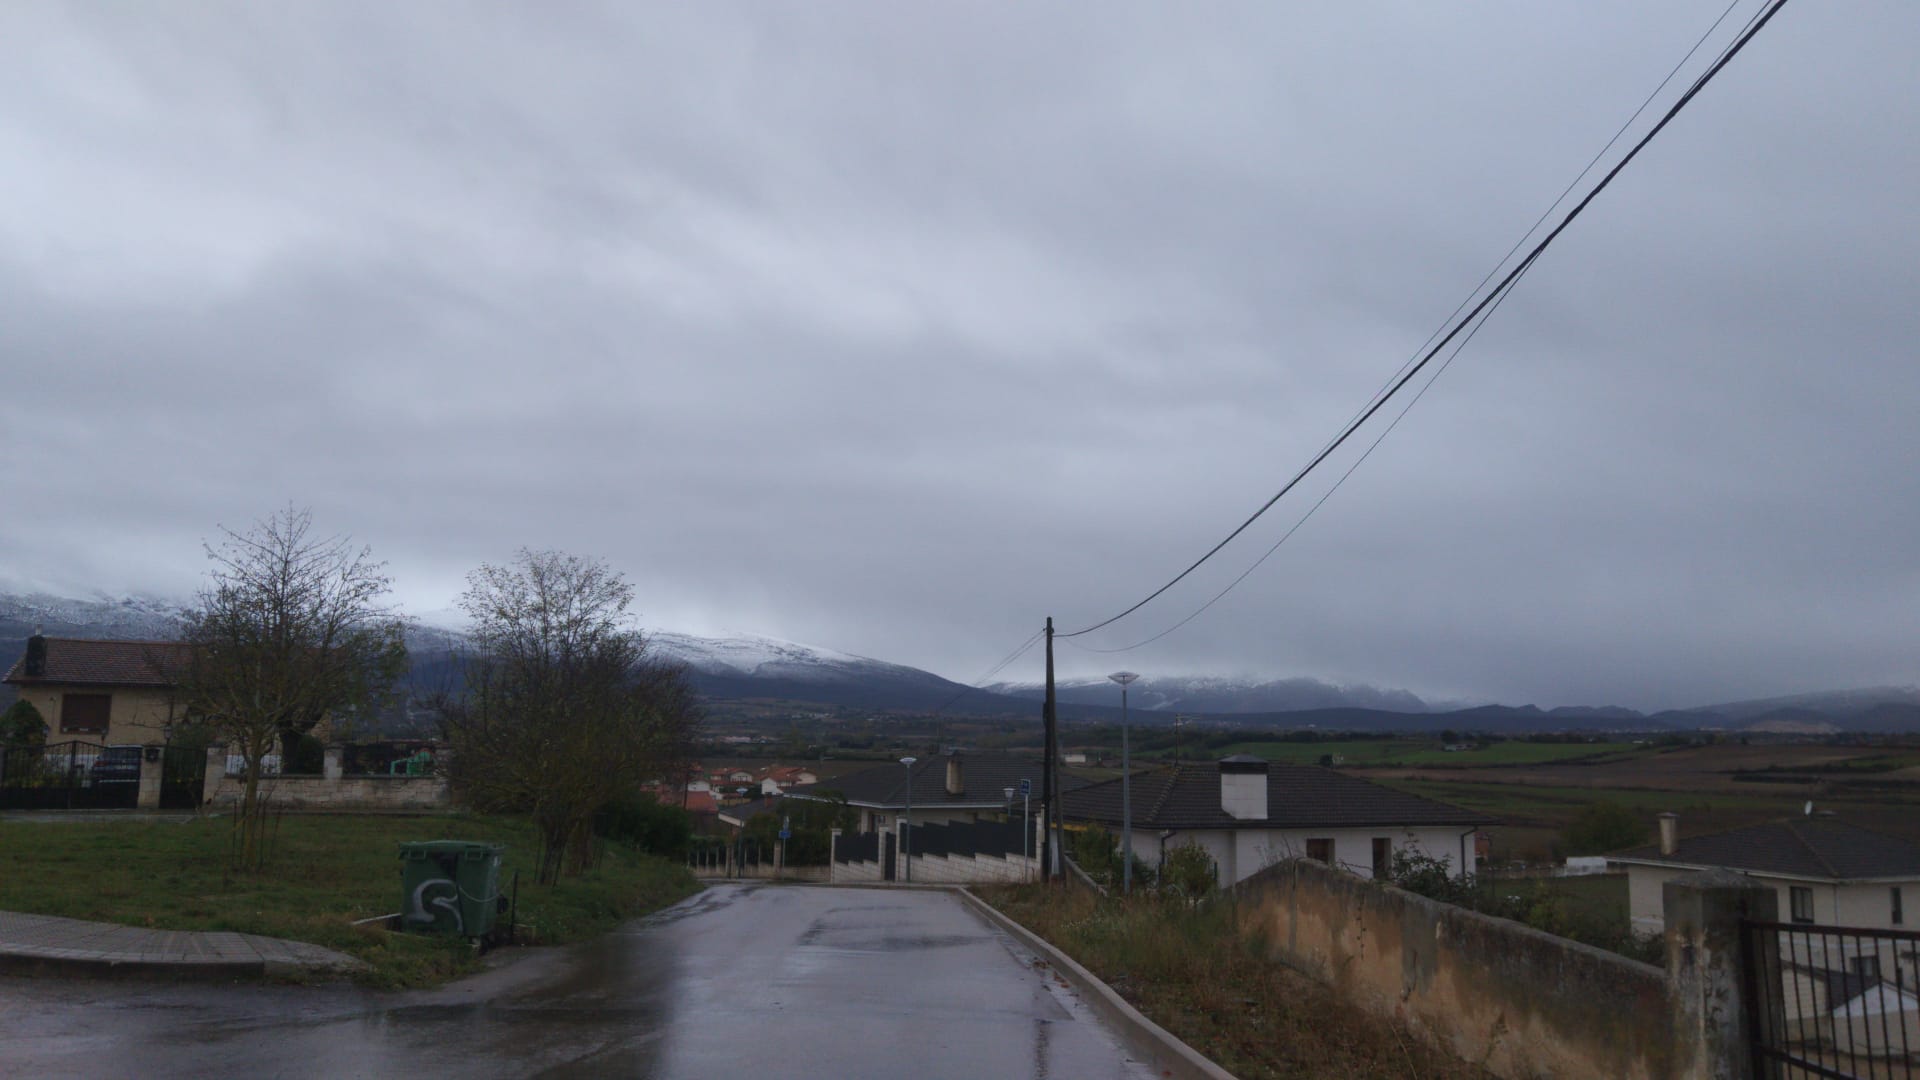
[976,884,1490,1080]
[0,813,699,988]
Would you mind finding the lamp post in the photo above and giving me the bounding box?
[1108,671,1139,894]
[900,756,916,883]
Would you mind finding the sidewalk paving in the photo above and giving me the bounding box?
[0,910,366,979]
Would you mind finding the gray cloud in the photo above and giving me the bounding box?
[3,2,1916,710]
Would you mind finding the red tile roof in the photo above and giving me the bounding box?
[4,638,191,688]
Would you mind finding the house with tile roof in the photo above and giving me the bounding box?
[3,635,192,745]
[785,750,1075,839]
[1610,815,1920,1058]
[1057,754,1487,889]
[1607,814,1920,936]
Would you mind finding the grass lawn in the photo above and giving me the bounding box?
[978,885,1490,1080]
[0,814,700,988]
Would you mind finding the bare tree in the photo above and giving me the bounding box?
[177,507,408,868]
[434,549,701,884]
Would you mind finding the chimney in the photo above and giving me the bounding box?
[23,633,48,678]
[945,752,964,797]
[1219,755,1269,821]
[1658,812,1678,856]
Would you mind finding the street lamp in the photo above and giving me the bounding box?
[1109,671,1139,895]
[900,756,916,883]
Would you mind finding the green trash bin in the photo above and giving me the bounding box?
[398,840,504,938]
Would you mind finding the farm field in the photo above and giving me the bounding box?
[1355,741,1920,793]
[1143,738,1641,768]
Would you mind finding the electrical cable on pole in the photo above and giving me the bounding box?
[1057,0,1793,643]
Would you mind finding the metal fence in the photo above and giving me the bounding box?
[1743,918,1920,1078]
[0,741,140,810]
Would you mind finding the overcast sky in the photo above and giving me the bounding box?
[3,3,1916,710]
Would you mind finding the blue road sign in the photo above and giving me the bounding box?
[1019,778,1031,796]
[778,829,791,840]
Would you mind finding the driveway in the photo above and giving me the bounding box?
[0,884,1161,1078]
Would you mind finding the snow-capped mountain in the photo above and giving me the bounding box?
[643,631,1000,712]
[985,674,1434,715]
[0,591,187,641]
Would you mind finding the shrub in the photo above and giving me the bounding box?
[285,732,327,775]
[1,699,48,748]
[1162,841,1218,900]
[595,792,694,858]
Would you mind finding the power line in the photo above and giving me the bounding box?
[1065,251,1536,655]
[920,626,1045,719]
[1064,2,1750,655]
[1059,0,1791,641]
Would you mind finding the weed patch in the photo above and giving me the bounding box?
[978,884,1491,1080]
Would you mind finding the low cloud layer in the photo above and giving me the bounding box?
[3,3,1916,710]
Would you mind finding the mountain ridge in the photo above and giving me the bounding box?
[2,590,1916,731]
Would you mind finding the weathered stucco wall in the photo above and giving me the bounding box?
[1239,857,1675,1080]
[16,685,179,744]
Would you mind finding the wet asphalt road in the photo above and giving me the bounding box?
[0,884,1159,1079]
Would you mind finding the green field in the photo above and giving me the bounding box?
[1147,739,1640,768]
[0,814,699,987]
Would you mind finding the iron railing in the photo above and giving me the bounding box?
[1744,918,1920,1078]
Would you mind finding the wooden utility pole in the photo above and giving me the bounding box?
[1043,617,1060,881]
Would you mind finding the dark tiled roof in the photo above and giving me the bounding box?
[1059,762,1486,831]
[719,796,785,826]
[3,638,190,688]
[795,753,1084,810]
[1609,819,1920,880]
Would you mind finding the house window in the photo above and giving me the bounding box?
[1790,886,1814,924]
[1372,838,1392,878]
[1850,955,1882,980]
[1894,887,1905,926]
[1306,838,1334,863]
[60,693,111,735]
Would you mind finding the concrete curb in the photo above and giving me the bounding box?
[956,888,1239,1080]
[0,950,264,980]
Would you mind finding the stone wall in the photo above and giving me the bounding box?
[1238,857,1676,1080]
[200,744,452,812]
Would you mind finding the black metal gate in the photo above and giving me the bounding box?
[1743,918,1920,1078]
[159,745,206,810]
[0,741,140,810]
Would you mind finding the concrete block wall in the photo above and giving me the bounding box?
[831,857,884,884]
[905,852,1036,885]
[828,851,1035,885]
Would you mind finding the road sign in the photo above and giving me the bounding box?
[778,829,791,840]
[1019,778,1031,796]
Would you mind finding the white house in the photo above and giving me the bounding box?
[1607,815,1920,937]
[1059,755,1487,888]
[1609,815,1920,1060]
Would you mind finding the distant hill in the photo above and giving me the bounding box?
[3,589,1917,732]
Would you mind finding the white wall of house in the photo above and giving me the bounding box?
[1124,825,1471,888]
[1620,863,1917,935]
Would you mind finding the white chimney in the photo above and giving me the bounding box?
[945,752,964,796]
[1658,812,1678,856]
[1219,755,1269,821]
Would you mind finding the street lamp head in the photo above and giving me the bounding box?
[1108,671,1139,687]
[1004,786,1016,804]
[900,756,917,766]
